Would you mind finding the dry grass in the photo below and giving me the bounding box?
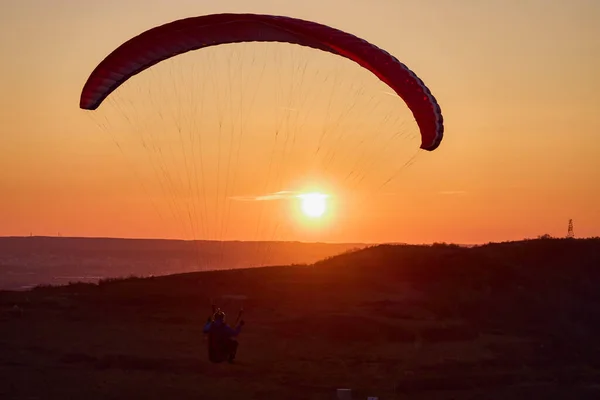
[2,238,600,399]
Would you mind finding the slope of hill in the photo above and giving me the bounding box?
[1,238,600,399]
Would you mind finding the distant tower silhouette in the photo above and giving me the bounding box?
[567,219,574,239]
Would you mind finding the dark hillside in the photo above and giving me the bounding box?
[1,238,600,399]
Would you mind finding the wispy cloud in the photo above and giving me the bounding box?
[230,190,330,201]
[230,191,300,201]
[438,190,467,195]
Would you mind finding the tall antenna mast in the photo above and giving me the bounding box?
[567,219,574,239]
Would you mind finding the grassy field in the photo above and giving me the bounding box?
[2,238,600,399]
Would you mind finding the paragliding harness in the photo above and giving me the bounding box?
[206,304,243,364]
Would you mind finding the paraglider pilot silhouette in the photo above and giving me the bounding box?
[80,12,446,363]
[203,305,245,363]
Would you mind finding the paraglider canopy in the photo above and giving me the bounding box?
[80,13,444,151]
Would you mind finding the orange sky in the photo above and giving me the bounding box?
[1,0,599,244]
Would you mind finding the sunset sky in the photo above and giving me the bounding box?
[1,0,599,244]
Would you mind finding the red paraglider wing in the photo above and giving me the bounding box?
[80,13,444,151]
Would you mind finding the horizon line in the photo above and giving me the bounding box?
[0,234,586,246]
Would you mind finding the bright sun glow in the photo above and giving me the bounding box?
[298,193,328,218]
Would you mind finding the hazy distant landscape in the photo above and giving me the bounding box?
[0,237,364,291]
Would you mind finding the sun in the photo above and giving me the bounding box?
[298,192,328,218]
